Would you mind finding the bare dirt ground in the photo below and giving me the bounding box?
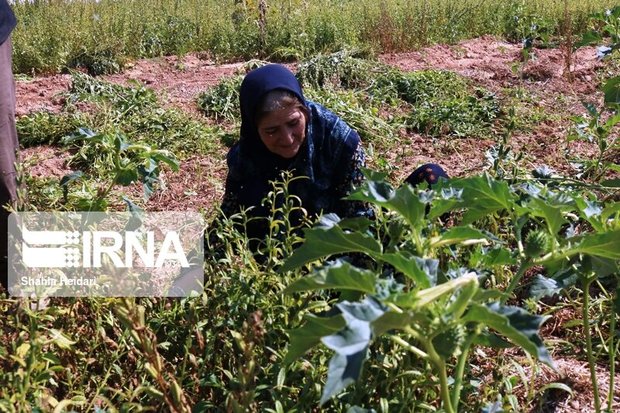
[16,36,613,190]
[13,36,620,412]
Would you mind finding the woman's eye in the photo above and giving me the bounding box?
[265,128,278,135]
[288,119,299,127]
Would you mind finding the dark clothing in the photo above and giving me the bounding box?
[405,163,449,188]
[0,0,16,289]
[0,0,16,45]
[224,101,369,217]
[221,64,372,241]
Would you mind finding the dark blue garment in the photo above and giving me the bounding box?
[0,0,16,45]
[405,163,449,188]
[222,64,371,241]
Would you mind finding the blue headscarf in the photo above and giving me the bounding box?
[237,64,306,160]
[226,64,360,218]
[0,0,17,45]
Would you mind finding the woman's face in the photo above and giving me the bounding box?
[257,106,307,159]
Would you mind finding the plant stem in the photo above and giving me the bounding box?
[502,258,532,304]
[424,341,455,413]
[582,275,601,413]
[390,334,429,360]
[437,358,455,413]
[606,293,616,412]
[452,332,477,412]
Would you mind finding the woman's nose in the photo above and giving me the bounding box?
[280,127,295,144]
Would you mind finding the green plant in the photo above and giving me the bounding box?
[296,50,385,90]
[67,71,157,116]
[568,7,620,183]
[568,83,620,181]
[281,170,619,411]
[374,70,502,138]
[67,46,125,75]
[16,111,86,148]
[61,128,179,211]
[197,75,243,122]
[10,0,618,75]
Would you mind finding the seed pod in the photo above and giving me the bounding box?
[524,230,549,257]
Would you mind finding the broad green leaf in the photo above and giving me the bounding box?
[336,297,386,323]
[603,76,620,106]
[115,167,139,186]
[317,213,341,229]
[381,253,436,288]
[427,186,463,220]
[601,202,620,222]
[281,226,382,271]
[371,312,412,336]
[482,247,516,266]
[284,260,376,294]
[528,198,567,235]
[472,331,512,349]
[429,226,492,249]
[284,315,346,364]
[604,112,620,129]
[601,179,620,188]
[114,133,130,151]
[338,217,374,232]
[319,298,384,405]
[589,256,619,278]
[451,175,515,224]
[322,317,371,356]
[42,352,62,365]
[574,199,605,232]
[387,184,425,228]
[417,257,439,287]
[360,167,389,182]
[576,30,603,47]
[565,229,620,260]
[348,180,425,227]
[320,349,367,405]
[463,303,553,367]
[150,151,180,171]
[528,269,578,299]
[347,179,394,204]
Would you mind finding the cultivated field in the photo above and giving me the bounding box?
[1,1,619,412]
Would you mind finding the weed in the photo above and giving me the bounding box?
[67,47,124,76]
[16,112,86,148]
[304,86,399,147]
[196,75,243,123]
[296,50,386,90]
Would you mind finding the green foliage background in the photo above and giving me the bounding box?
[9,0,619,74]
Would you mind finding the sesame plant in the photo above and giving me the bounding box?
[282,170,619,411]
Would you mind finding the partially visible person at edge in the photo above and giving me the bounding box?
[0,0,17,291]
[217,63,448,246]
